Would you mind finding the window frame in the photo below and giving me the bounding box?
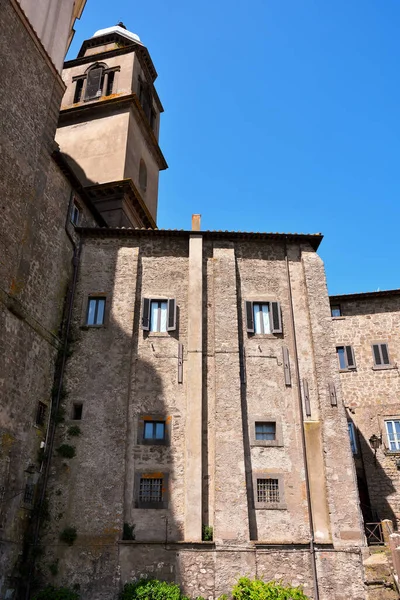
[134,472,169,509]
[137,415,170,446]
[35,402,47,427]
[385,420,400,452]
[372,343,392,369]
[245,300,282,335]
[253,472,286,510]
[331,304,342,317]
[70,201,80,226]
[141,297,177,332]
[72,403,83,421]
[347,421,358,455]
[336,345,356,371]
[249,416,283,447]
[85,296,107,327]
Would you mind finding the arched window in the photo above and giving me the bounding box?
[139,159,147,192]
[85,64,106,101]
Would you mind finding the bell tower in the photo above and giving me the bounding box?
[56,24,167,228]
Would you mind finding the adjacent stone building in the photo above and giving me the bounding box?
[330,290,400,535]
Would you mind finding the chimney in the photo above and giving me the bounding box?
[191,214,201,231]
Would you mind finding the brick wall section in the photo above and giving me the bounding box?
[331,293,400,524]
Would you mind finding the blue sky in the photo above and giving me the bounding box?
[68,1,400,295]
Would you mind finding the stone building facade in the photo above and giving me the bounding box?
[330,291,400,532]
[40,226,366,600]
[1,5,397,600]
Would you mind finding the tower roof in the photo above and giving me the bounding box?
[91,25,143,46]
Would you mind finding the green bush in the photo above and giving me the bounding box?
[32,586,79,600]
[59,526,77,546]
[67,425,81,437]
[56,444,76,459]
[202,525,213,541]
[120,579,184,600]
[232,577,309,600]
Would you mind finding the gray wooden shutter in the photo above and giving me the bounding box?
[239,345,247,385]
[142,298,150,330]
[85,67,103,100]
[167,298,176,331]
[282,347,291,386]
[271,302,282,333]
[303,379,311,417]
[345,346,356,369]
[372,344,381,366]
[245,301,254,333]
[178,343,183,383]
[328,382,337,406]
[381,343,390,365]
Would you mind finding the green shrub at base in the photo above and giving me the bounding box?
[32,586,79,600]
[232,577,309,600]
[120,579,185,600]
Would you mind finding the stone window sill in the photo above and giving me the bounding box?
[372,365,396,371]
[332,316,346,320]
[80,324,106,330]
[254,504,287,510]
[147,332,170,338]
[339,368,357,373]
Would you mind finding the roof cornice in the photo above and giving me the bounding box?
[330,289,400,302]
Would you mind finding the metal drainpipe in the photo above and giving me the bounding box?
[25,236,81,600]
[284,239,320,600]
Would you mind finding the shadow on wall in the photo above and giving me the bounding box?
[350,419,398,530]
[61,152,97,187]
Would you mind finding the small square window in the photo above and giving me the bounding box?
[255,422,276,441]
[86,297,106,326]
[385,420,400,451]
[257,478,280,503]
[144,421,165,441]
[331,305,342,317]
[135,472,169,509]
[71,202,80,226]
[73,403,83,420]
[36,402,47,426]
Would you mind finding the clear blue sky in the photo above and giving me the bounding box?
[68,1,400,295]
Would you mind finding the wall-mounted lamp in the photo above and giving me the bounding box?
[369,434,382,464]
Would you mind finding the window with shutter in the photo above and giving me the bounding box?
[167,298,176,331]
[245,301,282,335]
[85,66,104,100]
[142,298,177,332]
[336,346,356,371]
[372,343,391,368]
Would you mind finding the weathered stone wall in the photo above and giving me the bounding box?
[331,294,400,525]
[0,2,97,594]
[42,231,366,598]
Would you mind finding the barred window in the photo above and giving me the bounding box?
[257,478,280,504]
[23,482,35,505]
[139,477,163,503]
[255,422,276,441]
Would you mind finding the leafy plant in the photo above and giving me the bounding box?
[48,559,59,576]
[232,577,309,600]
[202,524,213,541]
[32,586,79,600]
[120,579,183,600]
[122,522,136,540]
[56,444,76,459]
[67,425,81,437]
[59,526,77,546]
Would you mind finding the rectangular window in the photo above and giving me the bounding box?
[142,298,176,331]
[106,71,115,96]
[348,422,358,454]
[73,403,83,420]
[70,202,80,226]
[150,300,168,332]
[73,78,84,103]
[139,477,163,503]
[245,301,282,334]
[255,422,276,441]
[336,346,356,371]
[86,297,106,326]
[372,343,391,367]
[23,482,35,505]
[36,402,47,426]
[144,421,165,441]
[331,305,342,317]
[257,478,280,504]
[385,420,400,451]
